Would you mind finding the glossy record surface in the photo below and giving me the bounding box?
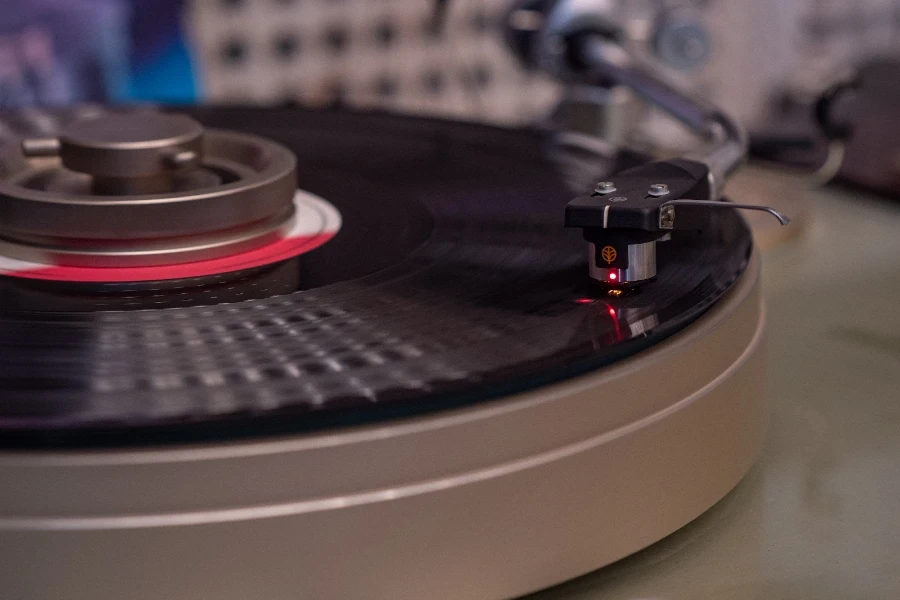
[0,108,752,448]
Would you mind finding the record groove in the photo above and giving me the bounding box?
[0,108,751,447]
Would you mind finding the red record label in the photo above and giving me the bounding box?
[0,190,341,283]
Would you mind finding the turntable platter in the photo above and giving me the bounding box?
[0,108,752,448]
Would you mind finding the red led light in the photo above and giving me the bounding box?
[608,272,618,281]
[574,298,593,304]
[603,303,622,340]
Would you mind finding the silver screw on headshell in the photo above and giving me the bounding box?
[648,183,669,197]
[21,137,61,158]
[594,181,617,195]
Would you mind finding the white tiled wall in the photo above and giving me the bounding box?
[186,0,900,126]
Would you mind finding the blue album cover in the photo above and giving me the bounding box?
[0,0,197,107]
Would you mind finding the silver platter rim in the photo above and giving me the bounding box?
[0,251,766,600]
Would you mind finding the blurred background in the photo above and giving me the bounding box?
[0,1,895,120]
[2,0,898,198]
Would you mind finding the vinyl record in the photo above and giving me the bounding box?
[0,108,752,448]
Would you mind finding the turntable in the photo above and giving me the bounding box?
[0,4,793,599]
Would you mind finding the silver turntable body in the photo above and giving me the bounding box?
[0,253,765,599]
[3,2,894,600]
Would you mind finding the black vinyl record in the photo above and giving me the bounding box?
[0,108,752,448]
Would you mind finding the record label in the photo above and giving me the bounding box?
[0,191,341,283]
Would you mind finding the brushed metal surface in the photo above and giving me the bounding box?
[0,129,296,240]
[0,252,765,600]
